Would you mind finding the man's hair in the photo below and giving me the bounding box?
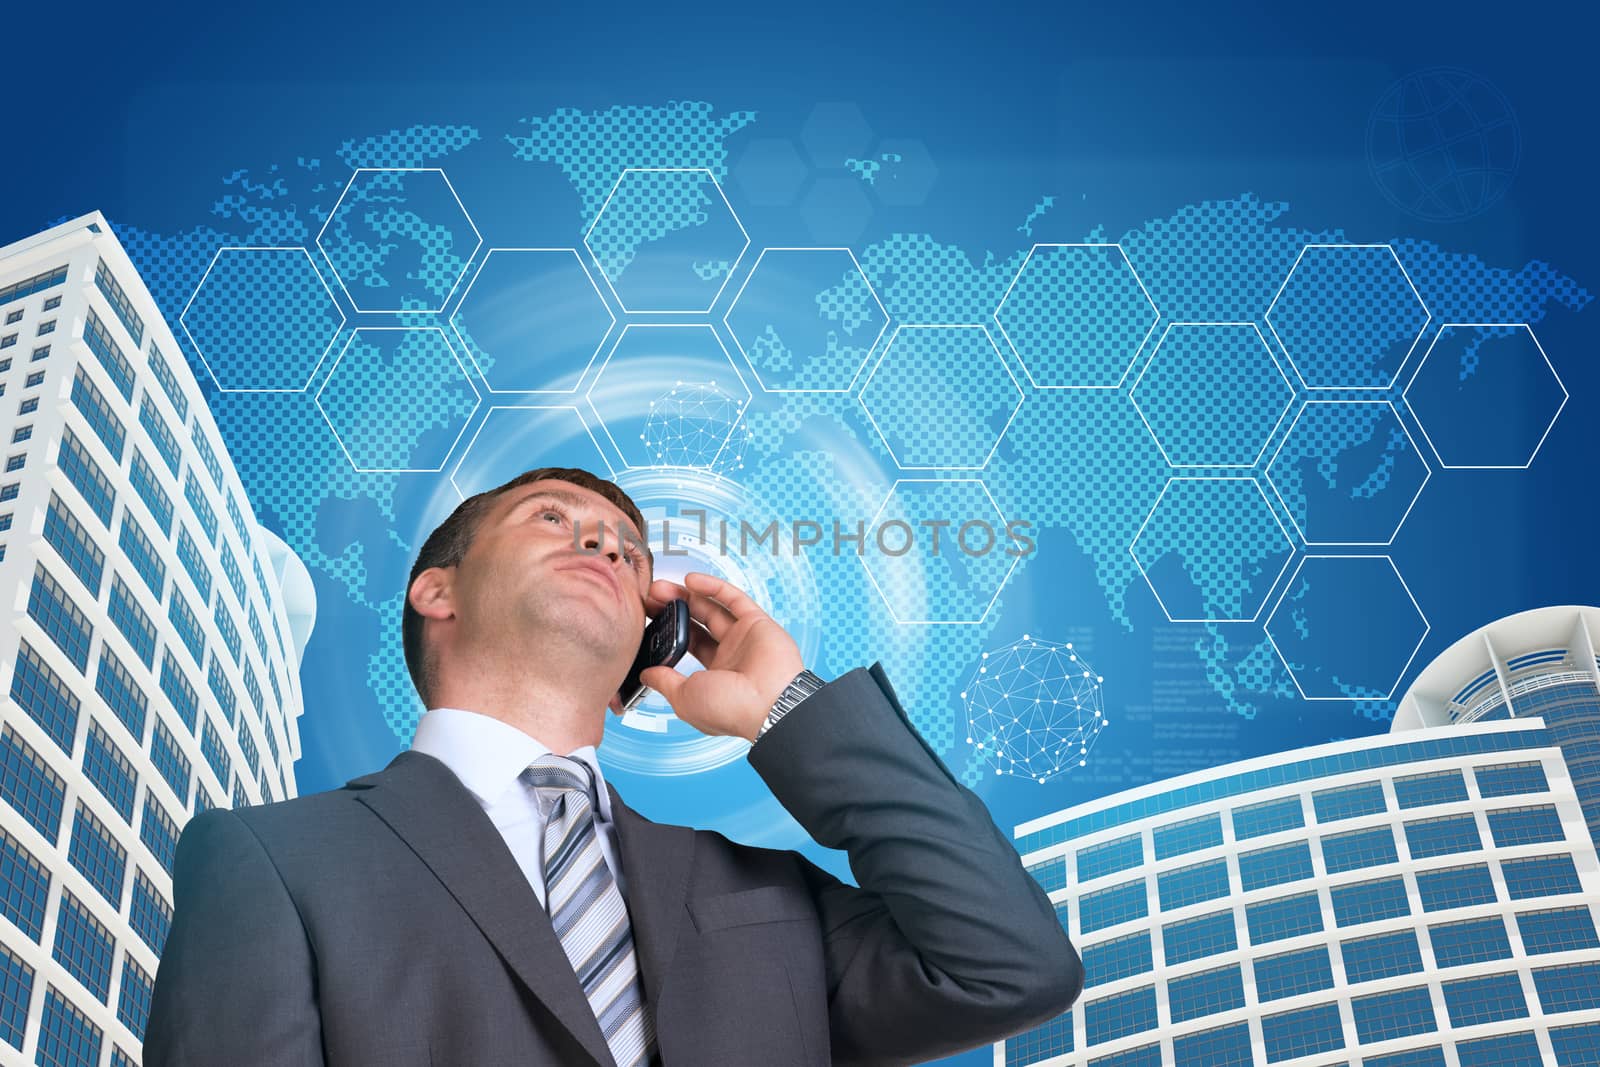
[401,467,649,707]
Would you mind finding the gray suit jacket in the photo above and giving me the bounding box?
[143,663,1082,1065]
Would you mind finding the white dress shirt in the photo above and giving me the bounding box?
[410,707,626,908]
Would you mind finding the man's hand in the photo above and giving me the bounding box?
[639,571,803,742]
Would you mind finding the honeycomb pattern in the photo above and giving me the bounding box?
[584,169,748,313]
[316,168,480,312]
[1404,323,1567,468]
[724,248,887,392]
[860,479,1019,624]
[730,138,808,207]
[994,244,1158,389]
[451,406,615,498]
[1267,244,1430,389]
[449,249,613,393]
[1131,324,1294,467]
[316,328,480,472]
[1131,478,1295,622]
[963,636,1106,782]
[858,326,1022,469]
[1266,401,1428,545]
[585,325,750,470]
[181,248,342,391]
[1265,556,1428,700]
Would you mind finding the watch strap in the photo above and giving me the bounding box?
[754,668,826,742]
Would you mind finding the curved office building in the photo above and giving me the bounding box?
[1395,605,1600,848]
[0,215,313,1066]
[1001,609,1600,1066]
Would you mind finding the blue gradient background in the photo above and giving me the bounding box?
[6,4,1598,1064]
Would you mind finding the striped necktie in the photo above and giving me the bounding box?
[524,753,656,1067]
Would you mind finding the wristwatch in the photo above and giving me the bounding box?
[753,668,826,742]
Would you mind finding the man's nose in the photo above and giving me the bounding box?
[579,520,622,563]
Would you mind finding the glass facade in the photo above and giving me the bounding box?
[1006,706,1600,1066]
[0,223,309,1062]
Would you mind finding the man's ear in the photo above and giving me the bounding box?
[408,567,456,622]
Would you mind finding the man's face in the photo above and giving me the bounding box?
[440,479,653,697]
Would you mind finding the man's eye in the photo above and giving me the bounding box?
[539,509,565,524]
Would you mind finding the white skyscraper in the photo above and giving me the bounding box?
[0,213,315,1066]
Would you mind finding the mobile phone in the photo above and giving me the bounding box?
[618,598,692,712]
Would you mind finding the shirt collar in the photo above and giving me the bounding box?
[410,707,614,825]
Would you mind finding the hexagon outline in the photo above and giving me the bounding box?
[1264,399,1431,548]
[856,324,1025,472]
[313,326,483,474]
[721,246,891,394]
[991,243,1161,390]
[447,404,617,502]
[856,477,1022,626]
[178,246,347,394]
[1401,322,1568,470]
[1127,475,1298,624]
[1264,243,1432,392]
[314,167,483,314]
[447,247,618,395]
[582,167,751,316]
[1128,322,1297,469]
[1263,553,1431,702]
[581,322,753,472]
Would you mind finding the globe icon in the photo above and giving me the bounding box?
[1366,67,1521,222]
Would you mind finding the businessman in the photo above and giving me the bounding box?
[144,466,1083,1066]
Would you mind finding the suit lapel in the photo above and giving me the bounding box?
[350,750,615,1067]
[606,785,694,1008]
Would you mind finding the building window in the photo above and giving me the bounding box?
[94,646,148,742]
[42,295,60,311]
[94,259,145,346]
[1340,928,1424,983]
[57,427,115,526]
[140,793,178,876]
[1442,970,1528,1027]
[24,370,43,387]
[0,727,66,844]
[0,264,67,306]
[1404,812,1482,859]
[220,541,248,604]
[0,335,14,349]
[66,803,127,909]
[214,595,243,665]
[36,985,101,1066]
[1167,964,1245,1024]
[1074,831,1144,882]
[1429,915,1512,968]
[139,393,181,476]
[116,956,153,1042]
[3,455,23,473]
[1415,862,1498,911]
[118,512,166,599]
[0,827,51,943]
[1246,890,1323,945]
[1260,1002,1344,1063]
[1080,930,1152,987]
[1350,984,1435,1043]
[1152,813,1222,860]
[129,449,174,534]
[1157,857,1230,911]
[0,514,9,532]
[30,344,49,362]
[107,576,157,669]
[1517,905,1600,955]
[175,526,213,603]
[1312,781,1387,823]
[1237,841,1314,892]
[36,320,55,337]
[18,398,37,414]
[1080,878,1147,935]
[82,308,134,401]
[1532,961,1600,1015]
[1501,853,1582,900]
[26,564,93,672]
[225,489,252,551]
[51,890,115,1002]
[82,722,136,825]
[183,470,219,543]
[1162,909,1238,966]
[129,870,171,955]
[1083,984,1158,1046]
[1476,761,1550,799]
[69,366,126,462]
[1172,1022,1251,1067]
[1487,804,1566,848]
[207,657,238,726]
[150,719,191,807]
[42,492,106,597]
[1321,825,1399,874]
[2,311,18,325]
[168,586,206,667]
[1253,945,1334,1001]
[159,650,200,734]
[10,640,80,756]
[200,716,232,787]
[193,426,224,489]
[146,343,189,422]
[0,484,15,502]
[1394,769,1469,809]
